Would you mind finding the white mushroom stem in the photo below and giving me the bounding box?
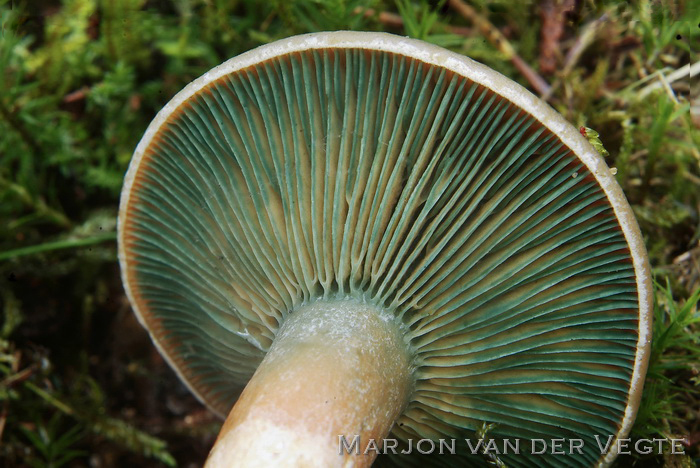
[205,299,414,468]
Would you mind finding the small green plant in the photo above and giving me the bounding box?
[628,282,699,465]
[475,422,507,468]
[395,0,442,41]
[0,291,177,466]
[18,414,85,468]
[580,126,610,157]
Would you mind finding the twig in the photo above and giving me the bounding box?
[63,86,90,104]
[618,66,673,94]
[0,364,36,389]
[638,62,700,99]
[359,8,403,29]
[448,0,551,96]
[357,8,473,36]
[541,13,623,102]
[358,3,546,95]
[562,13,609,76]
[539,0,575,75]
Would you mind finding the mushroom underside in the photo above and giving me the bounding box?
[120,37,649,468]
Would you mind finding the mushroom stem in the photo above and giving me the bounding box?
[205,299,414,468]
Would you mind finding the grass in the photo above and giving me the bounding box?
[1,0,697,466]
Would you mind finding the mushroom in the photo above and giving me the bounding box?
[118,32,652,467]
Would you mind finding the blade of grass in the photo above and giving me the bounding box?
[0,232,116,261]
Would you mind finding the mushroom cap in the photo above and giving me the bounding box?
[118,32,651,467]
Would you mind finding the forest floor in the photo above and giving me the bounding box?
[1,1,698,467]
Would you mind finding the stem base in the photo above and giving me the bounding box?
[206,299,413,467]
